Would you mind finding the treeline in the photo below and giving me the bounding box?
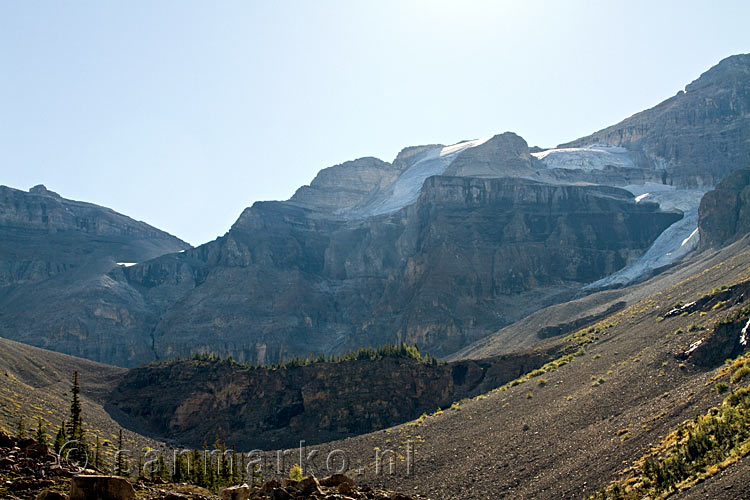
[178,342,439,370]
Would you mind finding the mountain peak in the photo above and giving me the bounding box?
[28,184,61,198]
[685,52,750,92]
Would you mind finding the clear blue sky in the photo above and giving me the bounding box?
[1,1,748,245]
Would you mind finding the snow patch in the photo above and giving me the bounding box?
[361,137,491,217]
[532,144,635,170]
[584,187,706,290]
[741,317,750,347]
[116,262,137,267]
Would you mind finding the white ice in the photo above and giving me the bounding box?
[532,143,635,170]
[584,187,706,290]
[116,262,138,267]
[362,137,491,217]
[741,317,750,347]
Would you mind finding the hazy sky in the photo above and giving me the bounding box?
[1,1,748,245]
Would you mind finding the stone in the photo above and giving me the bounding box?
[69,475,136,500]
[320,473,354,488]
[0,430,15,447]
[24,442,50,459]
[269,488,293,500]
[219,483,250,500]
[337,481,354,494]
[35,490,68,500]
[297,476,322,495]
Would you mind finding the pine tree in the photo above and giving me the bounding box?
[17,416,26,438]
[115,429,126,476]
[94,435,102,470]
[53,420,66,453]
[34,418,48,444]
[66,371,89,463]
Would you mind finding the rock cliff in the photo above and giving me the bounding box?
[699,168,750,248]
[108,350,556,450]
[0,185,190,362]
[97,177,678,367]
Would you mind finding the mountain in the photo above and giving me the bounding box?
[558,53,750,188]
[2,55,749,369]
[0,185,190,363]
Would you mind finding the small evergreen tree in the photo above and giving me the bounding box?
[53,420,66,453]
[66,371,89,463]
[17,416,26,438]
[34,418,48,445]
[115,429,126,476]
[94,435,102,470]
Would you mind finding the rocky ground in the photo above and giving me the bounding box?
[0,431,431,500]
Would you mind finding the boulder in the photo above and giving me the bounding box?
[24,442,50,459]
[35,490,68,500]
[297,476,323,495]
[69,475,136,500]
[219,483,250,500]
[269,488,293,500]
[0,430,15,447]
[320,473,354,488]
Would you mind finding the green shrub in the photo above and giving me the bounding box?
[289,464,304,481]
[716,382,729,393]
[730,365,750,384]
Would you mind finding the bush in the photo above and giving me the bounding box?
[289,464,304,481]
[716,382,729,393]
[730,365,750,384]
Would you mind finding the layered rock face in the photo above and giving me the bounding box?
[559,54,750,188]
[699,168,750,248]
[99,176,678,367]
[0,185,190,363]
[109,351,555,449]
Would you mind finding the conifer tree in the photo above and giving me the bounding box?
[115,429,126,476]
[53,420,66,453]
[94,435,102,470]
[35,417,48,444]
[66,371,89,463]
[17,416,26,438]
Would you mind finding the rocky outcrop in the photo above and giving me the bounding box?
[698,168,750,248]
[109,351,556,450]
[443,132,539,178]
[560,54,750,188]
[289,157,399,213]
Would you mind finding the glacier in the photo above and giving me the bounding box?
[361,137,491,217]
[532,143,635,170]
[584,185,707,290]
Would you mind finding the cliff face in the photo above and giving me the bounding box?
[0,185,189,286]
[108,351,555,450]
[0,185,190,363]
[560,54,750,188]
[699,168,750,248]
[91,177,679,367]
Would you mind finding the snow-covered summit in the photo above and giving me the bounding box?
[357,137,491,217]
